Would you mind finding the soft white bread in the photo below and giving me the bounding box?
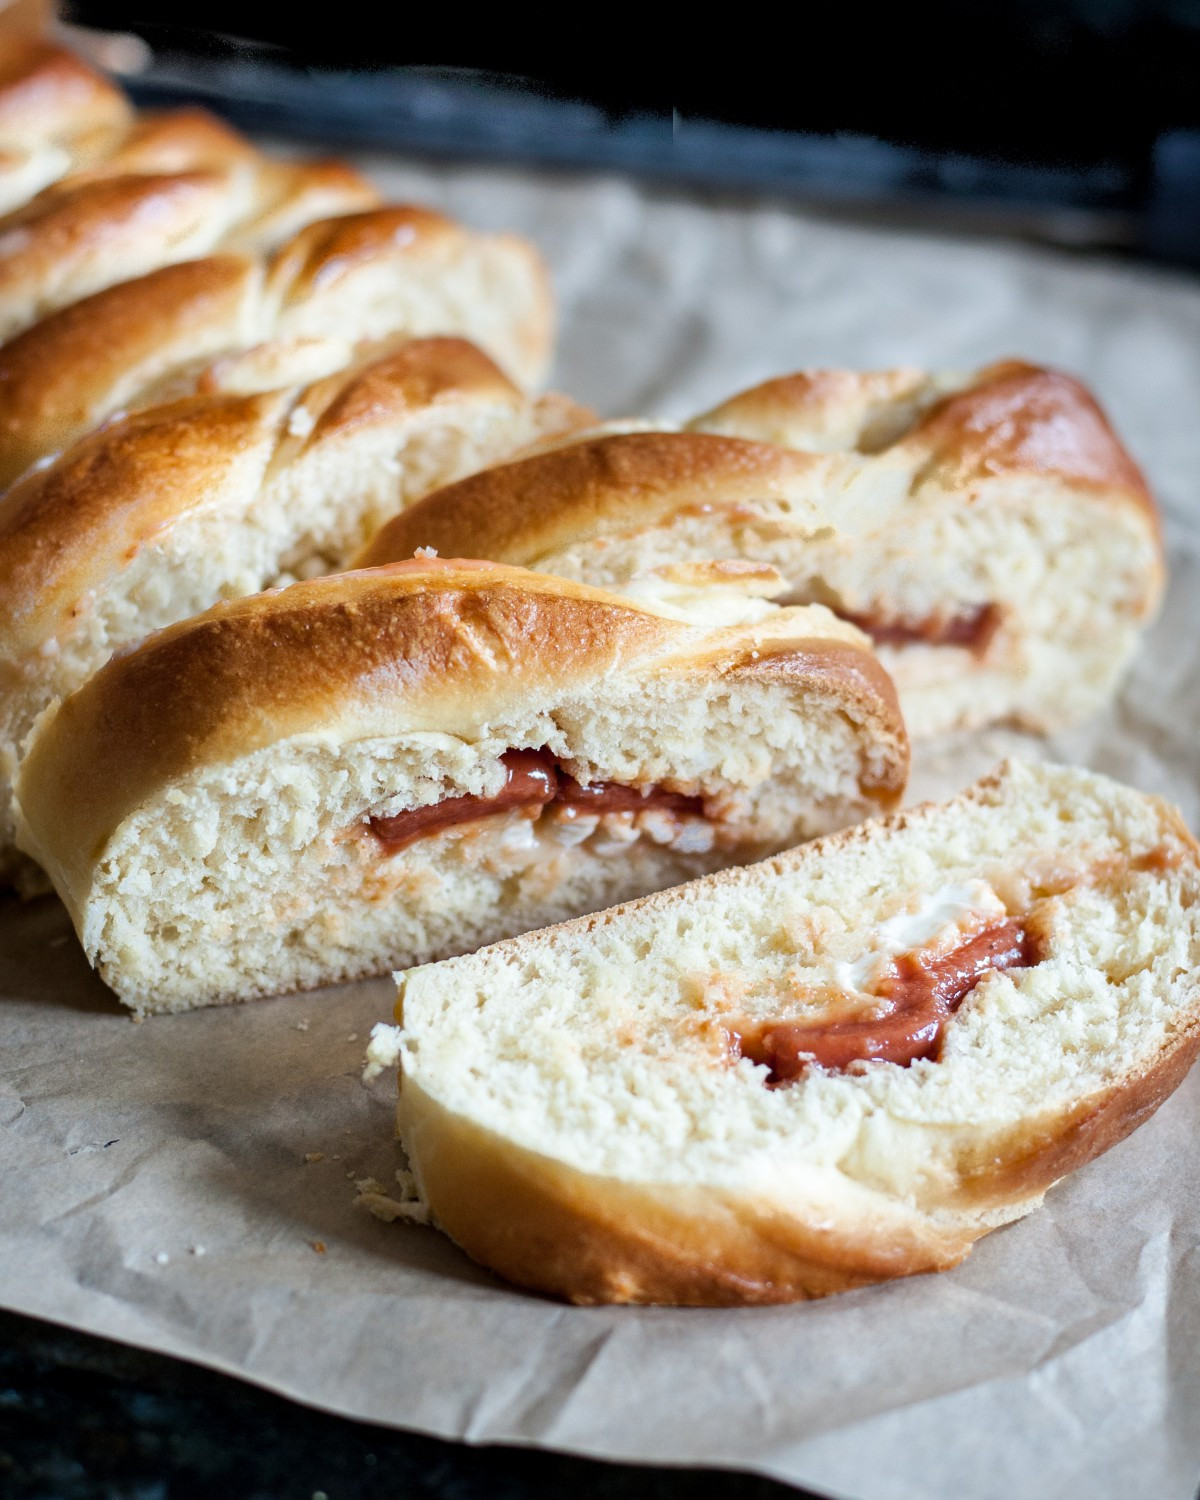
[0,35,131,214]
[385,759,1200,1306]
[13,560,908,1014]
[0,204,555,488]
[362,362,1163,738]
[0,338,591,884]
[0,106,379,343]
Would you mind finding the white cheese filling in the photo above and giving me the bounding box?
[833,879,1007,995]
[620,575,781,628]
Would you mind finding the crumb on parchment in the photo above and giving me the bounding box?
[362,1023,403,1083]
[353,1169,429,1225]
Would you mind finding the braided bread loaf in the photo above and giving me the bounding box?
[362,361,1163,739]
[0,38,554,489]
[0,337,588,885]
[0,37,380,339]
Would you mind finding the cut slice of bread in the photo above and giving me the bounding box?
[0,204,555,488]
[14,560,908,1015]
[361,361,1163,739]
[383,759,1200,1306]
[0,338,590,886]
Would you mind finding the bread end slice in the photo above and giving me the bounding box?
[390,760,1200,1304]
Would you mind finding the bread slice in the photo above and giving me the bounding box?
[0,339,590,886]
[361,362,1163,738]
[380,759,1200,1306]
[13,560,908,1014]
[0,204,555,487]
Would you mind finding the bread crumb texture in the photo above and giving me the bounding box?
[15,570,904,1011]
[392,760,1200,1304]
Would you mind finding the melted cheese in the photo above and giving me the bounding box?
[834,879,1007,995]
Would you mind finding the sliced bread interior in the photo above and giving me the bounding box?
[383,759,1200,1305]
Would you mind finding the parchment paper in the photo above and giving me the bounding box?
[4,157,1200,1500]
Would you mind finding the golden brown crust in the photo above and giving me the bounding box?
[296,334,520,448]
[69,106,257,179]
[266,206,464,304]
[357,431,835,569]
[0,336,527,657]
[360,361,1160,572]
[267,208,554,388]
[0,34,129,150]
[0,254,258,487]
[7,101,371,208]
[0,63,385,340]
[901,360,1158,524]
[241,158,379,240]
[16,561,904,900]
[0,171,242,322]
[0,105,378,341]
[0,201,552,487]
[691,366,929,449]
[0,387,288,650]
[401,1084,970,1306]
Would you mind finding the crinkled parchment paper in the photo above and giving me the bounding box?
[3,158,1200,1500]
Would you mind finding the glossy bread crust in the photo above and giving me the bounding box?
[359,429,839,567]
[0,254,260,486]
[15,560,907,903]
[0,337,533,656]
[0,34,129,149]
[0,199,555,488]
[362,360,1159,567]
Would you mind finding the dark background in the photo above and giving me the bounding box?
[61,0,1200,264]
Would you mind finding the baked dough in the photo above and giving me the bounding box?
[0,35,131,214]
[0,105,378,342]
[0,338,590,884]
[384,759,1200,1305]
[14,560,908,1013]
[0,204,555,488]
[361,362,1163,738]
